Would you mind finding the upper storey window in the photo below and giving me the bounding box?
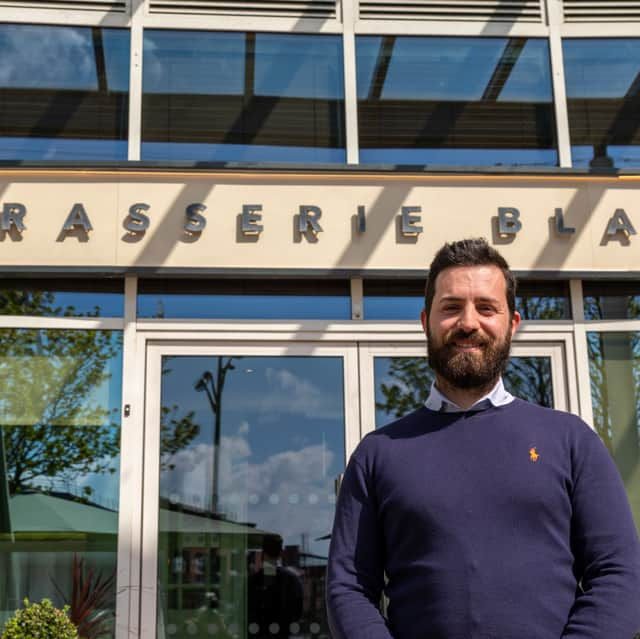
[356,36,557,166]
[563,39,640,169]
[141,31,345,163]
[0,24,129,160]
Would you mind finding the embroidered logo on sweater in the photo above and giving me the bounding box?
[529,447,539,462]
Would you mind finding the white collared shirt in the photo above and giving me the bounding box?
[424,377,514,413]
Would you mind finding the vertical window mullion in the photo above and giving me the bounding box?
[342,0,360,164]
[127,1,144,161]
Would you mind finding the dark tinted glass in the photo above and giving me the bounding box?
[516,281,571,320]
[0,25,129,160]
[141,31,345,163]
[137,280,350,319]
[584,281,640,319]
[356,36,557,166]
[564,39,640,168]
[0,279,124,317]
[363,280,569,320]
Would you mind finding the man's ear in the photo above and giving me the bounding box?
[511,310,521,337]
[420,308,428,334]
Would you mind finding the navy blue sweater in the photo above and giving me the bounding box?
[327,400,640,639]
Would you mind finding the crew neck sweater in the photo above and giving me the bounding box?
[327,399,640,639]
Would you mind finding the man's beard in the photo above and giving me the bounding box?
[427,325,512,391]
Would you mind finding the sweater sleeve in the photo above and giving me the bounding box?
[326,452,394,639]
[561,427,640,639]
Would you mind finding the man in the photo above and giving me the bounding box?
[327,238,640,639]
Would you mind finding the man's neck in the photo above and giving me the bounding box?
[434,376,499,410]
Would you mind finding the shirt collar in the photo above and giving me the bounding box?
[425,377,514,413]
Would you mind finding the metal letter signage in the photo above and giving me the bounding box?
[606,208,637,237]
[554,208,575,235]
[299,205,323,234]
[357,205,366,233]
[185,203,207,233]
[124,203,151,233]
[62,203,93,232]
[241,204,264,235]
[400,206,423,237]
[498,207,522,235]
[2,203,26,233]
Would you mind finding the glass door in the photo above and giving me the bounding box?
[359,336,578,435]
[140,342,359,639]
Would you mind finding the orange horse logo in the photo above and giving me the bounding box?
[529,447,539,462]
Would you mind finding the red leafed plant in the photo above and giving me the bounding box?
[52,555,116,639]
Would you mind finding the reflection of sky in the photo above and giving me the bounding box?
[159,356,345,555]
[571,145,640,169]
[0,290,124,317]
[563,39,640,99]
[141,142,346,163]
[356,36,552,102]
[138,293,350,320]
[359,148,557,166]
[0,24,129,91]
[0,137,127,161]
[364,296,424,320]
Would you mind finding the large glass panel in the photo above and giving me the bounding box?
[157,355,345,639]
[142,31,345,163]
[374,355,552,426]
[0,279,124,317]
[0,328,122,634]
[363,280,570,320]
[138,280,350,320]
[583,281,640,320]
[0,25,129,160]
[356,36,557,166]
[588,332,640,530]
[563,39,640,168]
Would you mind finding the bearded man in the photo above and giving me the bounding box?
[326,238,640,639]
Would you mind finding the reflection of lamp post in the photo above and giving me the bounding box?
[194,358,235,515]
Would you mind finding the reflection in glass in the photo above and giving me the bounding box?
[374,355,552,427]
[142,31,345,163]
[356,36,557,166]
[157,355,345,638]
[0,329,122,634]
[588,332,640,530]
[362,280,570,320]
[0,280,124,317]
[137,280,350,320]
[564,39,640,168]
[583,281,640,320]
[0,24,129,160]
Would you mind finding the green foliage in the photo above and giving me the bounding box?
[376,357,433,419]
[1,598,79,639]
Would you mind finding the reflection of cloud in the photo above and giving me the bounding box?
[0,25,97,89]
[161,439,338,557]
[251,367,341,419]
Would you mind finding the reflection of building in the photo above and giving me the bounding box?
[2,2,640,638]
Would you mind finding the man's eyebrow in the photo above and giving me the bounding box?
[438,295,501,304]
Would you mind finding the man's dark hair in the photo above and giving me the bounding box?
[424,238,516,320]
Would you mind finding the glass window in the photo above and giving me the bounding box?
[374,354,553,427]
[0,279,124,317]
[141,31,345,163]
[356,36,557,166]
[362,280,570,320]
[137,280,351,320]
[157,355,345,638]
[0,25,129,160]
[583,281,640,320]
[0,328,122,633]
[588,331,640,530]
[563,39,640,168]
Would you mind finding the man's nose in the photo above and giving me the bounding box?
[457,305,480,332]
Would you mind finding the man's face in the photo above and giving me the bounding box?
[420,265,521,391]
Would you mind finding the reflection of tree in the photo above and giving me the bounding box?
[0,326,120,497]
[504,357,552,407]
[376,357,432,419]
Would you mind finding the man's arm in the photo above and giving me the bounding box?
[326,453,394,639]
[562,428,640,639]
